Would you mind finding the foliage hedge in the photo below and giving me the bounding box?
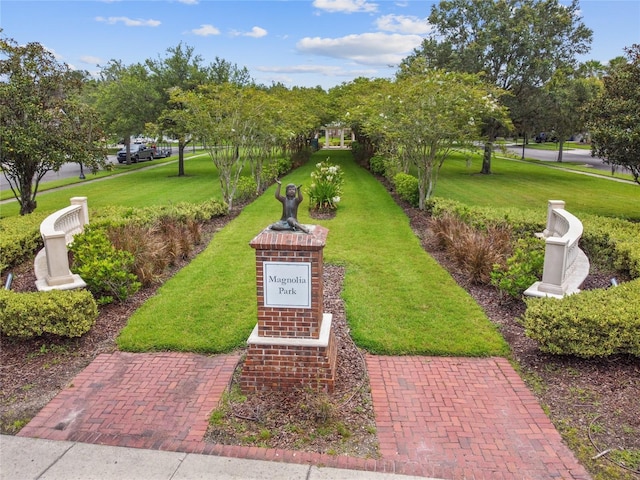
[0,200,228,276]
[426,197,640,357]
[393,173,419,207]
[89,200,228,229]
[523,278,640,357]
[425,198,640,280]
[0,211,47,274]
[0,288,97,338]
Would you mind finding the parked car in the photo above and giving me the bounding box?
[150,144,173,158]
[535,132,559,143]
[117,143,154,163]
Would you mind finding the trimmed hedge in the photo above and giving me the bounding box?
[0,211,47,274]
[393,173,419,207]
[425,197,640,278]
[0,288,98,338]
[0,200,228,275]
[89,200,228,228]
[523,278,640,358]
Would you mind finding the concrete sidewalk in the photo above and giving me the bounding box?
[1,435,434,480]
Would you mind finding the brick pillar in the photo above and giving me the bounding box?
[240,225,337,393]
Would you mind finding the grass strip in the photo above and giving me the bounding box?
[117,150,509,356]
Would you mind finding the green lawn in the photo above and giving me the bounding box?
[432,153,639,220]
[5,147,637,356]
[0,153,220,217]
[117,150,509,356]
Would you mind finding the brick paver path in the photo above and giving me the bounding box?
[18,352,591,479]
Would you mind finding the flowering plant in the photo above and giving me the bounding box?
[307,158,344,211]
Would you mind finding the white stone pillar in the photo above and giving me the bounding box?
[543,200,565,237]
[70,197,89,226]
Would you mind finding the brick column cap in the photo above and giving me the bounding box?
[250,225,328,251]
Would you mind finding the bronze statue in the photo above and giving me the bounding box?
[269,180,309,233]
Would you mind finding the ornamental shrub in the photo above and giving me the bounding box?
[0,211,47,273]
[393,173,419,207]
[69,226,141,304]
[307,158,344,211]
[523,278,640,358]
[0,288,97,338]
[369,156,386,176]
[491,236,545,298]
[234,176,258,204]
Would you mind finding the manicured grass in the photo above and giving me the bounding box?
[0,153,219,217]
[117,150,510,356]
[431,153,639,221]
[9,147,637,356]
[0,151,195,203]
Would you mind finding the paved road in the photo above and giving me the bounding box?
[505,143,630,174]
[0,156,120,193]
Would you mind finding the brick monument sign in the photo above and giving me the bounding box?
[240,226,337,393]
[239,182,337,392]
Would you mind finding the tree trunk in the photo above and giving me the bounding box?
[481,141,493,174]
[19,180,36,215]
[557,140,564,163]
[178,140,186,176]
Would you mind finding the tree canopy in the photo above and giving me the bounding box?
[400,0,592,174]
[585,45,640,184]
[0,35,107,214]
[342,68,510,209]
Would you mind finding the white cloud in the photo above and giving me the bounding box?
[231,26,268,38]
[95,16,161,27]
[41,45,63,60]
[80,55,103,65]
[255,64,379,85]
[375,14,432,35]
[297,32,423,67]
[178,0,199,4]
[257,65,344,75]
[312,0,378,14]
[191,24,221,36]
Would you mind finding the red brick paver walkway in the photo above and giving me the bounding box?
[18,352,591,479]
[367,356,590,480]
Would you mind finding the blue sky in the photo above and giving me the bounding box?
[1,0,639,90]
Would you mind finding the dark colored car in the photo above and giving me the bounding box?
[535,132,559,143]
[117,143,154,163]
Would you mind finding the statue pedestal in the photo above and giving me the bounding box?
[240,225,337,393]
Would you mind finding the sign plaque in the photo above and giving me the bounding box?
[264,261,311,308]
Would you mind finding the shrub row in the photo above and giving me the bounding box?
[1,199,228,338]
[0,288,97,339]
[69,199,228,304]
[0,210,48,274]
[523,278,640,357]
[425,197,640,281]
[89,199,228,229]
[425,197,640,357]
[0,200,228,276]
[393,173,419,207]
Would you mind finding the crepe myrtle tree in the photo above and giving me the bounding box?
[177,83,256,211]
[363,67,510,210]
[0,35,107,215]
